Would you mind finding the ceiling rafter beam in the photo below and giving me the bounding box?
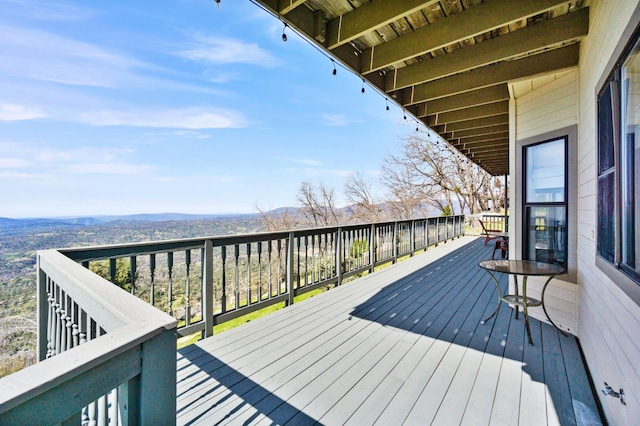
[326,0,440,50]
[443,115,509,132]
[279,0,308,15]
[451,124,509,139]
[385,7,589,91]
[404,43,579,105]
[451,133,509,144]
[432,100,509,124]
[361,0,574,74]
[417,85,509,117]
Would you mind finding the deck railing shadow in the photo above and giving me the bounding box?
[347,239,601,425]
[177,346,319,425]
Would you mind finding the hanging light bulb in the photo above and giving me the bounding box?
[215,0,221,6]
[361,79,365,94]
[282,23,288,42]
[403,110,407,120]
[331,59,337,76]
[385,98,390,111]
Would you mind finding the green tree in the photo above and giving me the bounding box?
[441,205,452,216]
[90,259,134,292]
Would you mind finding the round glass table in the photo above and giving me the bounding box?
[478,259,566,345]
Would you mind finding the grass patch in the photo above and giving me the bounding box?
[176,286,331,349]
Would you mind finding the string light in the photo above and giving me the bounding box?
[282,23,288,42]
[361,79,365,94]
[403,110,407,120]
[385,98,390,111]
[215,0,221,6]
[331,59,337,76]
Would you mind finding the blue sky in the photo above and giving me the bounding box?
[0,0,420,218]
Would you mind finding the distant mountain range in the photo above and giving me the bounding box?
[0,212,263,235]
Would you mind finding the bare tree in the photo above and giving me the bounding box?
[344,172,386,223]
[381,132,505,215]
[256,205,302,232]
[297,181,342,227]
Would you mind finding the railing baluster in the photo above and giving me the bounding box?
[185,250,191,326]
[167,252,174,317]
[234,244,240,309]
[149,254,156,307]
[246,243,252,305]
[220,246,227,314]
[130,256,136,295]
[203,239,214,338]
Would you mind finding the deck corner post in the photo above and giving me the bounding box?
[286,232,295,306]
[203,239,214,338]
[36,254,48,362]
[139,328,177,425]
[336,228,343,286]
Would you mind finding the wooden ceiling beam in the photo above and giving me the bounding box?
[385,8,588,91]
[326,0,440,50]
[443,115,509,132]
[451,134,509,144]
[404,43,579,105]
[432,100,509,124]
[361,0,574,74]
[279,0,308,15]
[451,124,509,139]
[417,85,509,116]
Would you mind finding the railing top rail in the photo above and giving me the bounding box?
[39,249,177,331]
[58,215,465,262]
[0,322,160,413]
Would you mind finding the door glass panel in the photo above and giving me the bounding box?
[525,206,567,265]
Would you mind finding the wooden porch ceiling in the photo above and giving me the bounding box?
[253,0,588,176]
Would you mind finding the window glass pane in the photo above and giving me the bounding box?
[597,172,616,263]
[524,206,567,266]
[598,82,616,173]
[621,45,640,274]
[526,139,565,203]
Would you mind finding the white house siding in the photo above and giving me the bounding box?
[576,0,640,424]
[510,70,579,334]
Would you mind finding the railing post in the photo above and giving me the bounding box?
[139,328,177,425]
[410,220,416,256]
[203,239,214,338]
[369,224,376,273]
[336,228,343,286]
[392,222,398,264]
[286,232,295,306]
[37,255,48,362]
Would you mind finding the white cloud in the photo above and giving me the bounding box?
[322,114,351,127]
[0,158,33,168]
[0,24,143,88]
[76,107,247,129]
[1,0,97,22]
[67,163,153,175]
[178,35,281,67]
[0,104,45,121]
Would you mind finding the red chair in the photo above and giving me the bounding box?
[479,219,502,246]
[491,237,509,259]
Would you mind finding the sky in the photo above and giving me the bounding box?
[0,0,423,219]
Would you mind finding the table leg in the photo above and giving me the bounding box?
[541,275,568,336]
[481,270,503,325]
[514,275,519,320]
[522,275,534,345]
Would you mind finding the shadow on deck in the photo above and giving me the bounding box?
[176,236,603,425]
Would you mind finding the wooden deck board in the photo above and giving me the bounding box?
[176,236,602,425]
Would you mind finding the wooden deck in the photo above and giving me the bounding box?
[175,236,603,425]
